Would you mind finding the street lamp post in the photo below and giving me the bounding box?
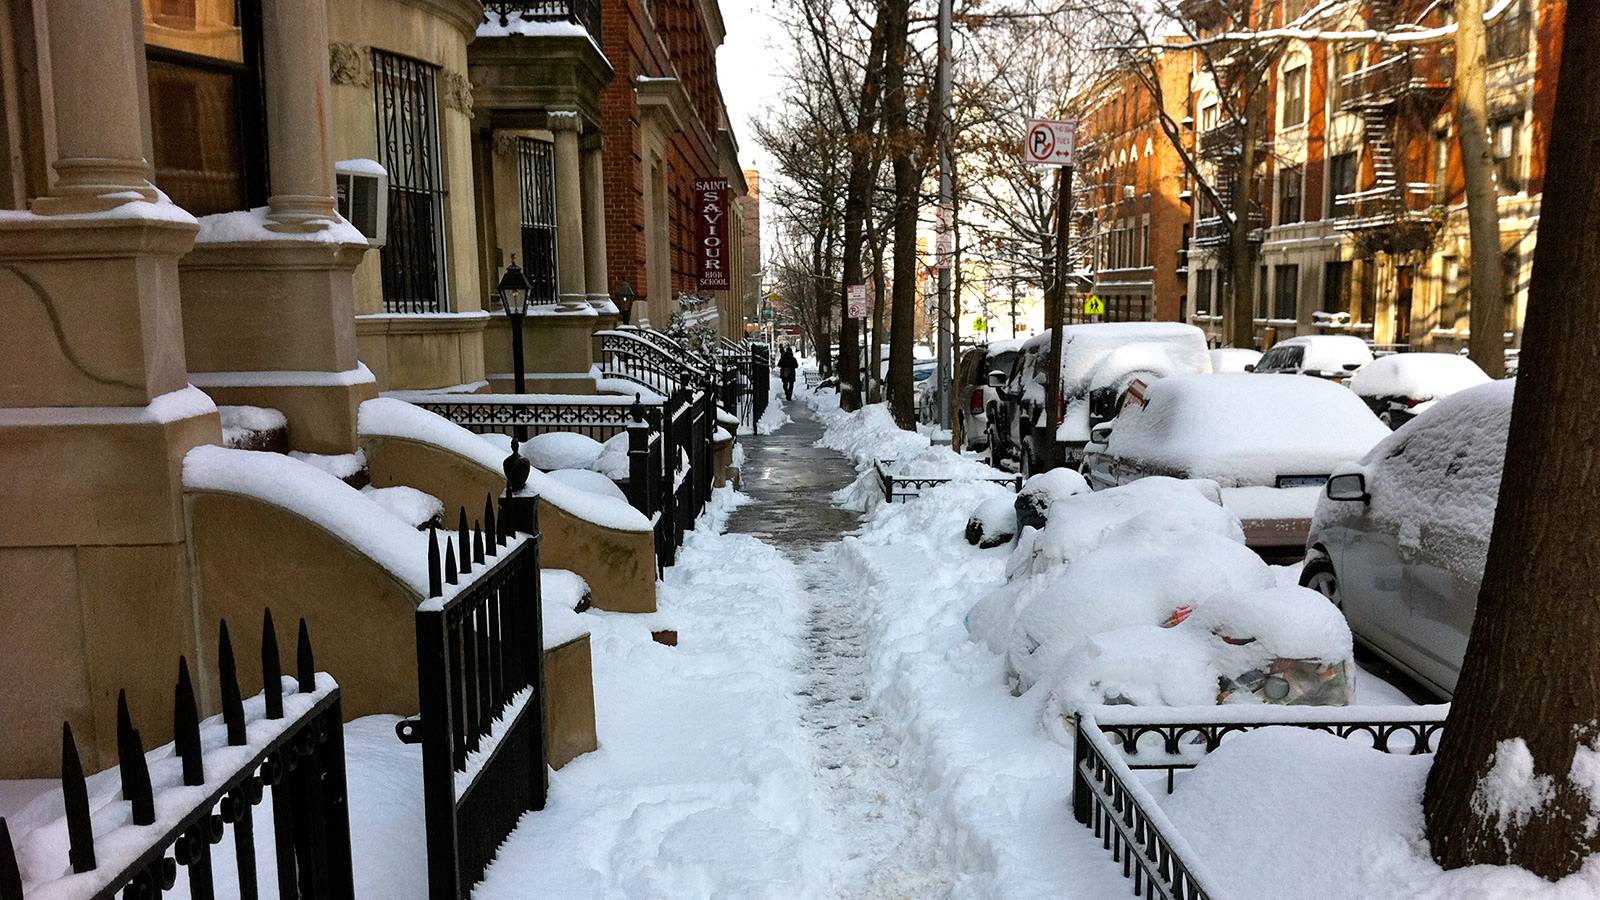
[498,260,532,439]
[614,281,638,326]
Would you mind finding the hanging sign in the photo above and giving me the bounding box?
[696,179,731,289]
[847,284,869,318]
[1022,119,1078,166]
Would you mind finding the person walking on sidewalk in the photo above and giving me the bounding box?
[778,346,799,400]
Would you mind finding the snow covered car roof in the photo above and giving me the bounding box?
[1209,347,1262,374]
[1267,334,1375,373]
[1022,321,1214,387]
[1101,374,1390,487]
[1345,352,1491,400]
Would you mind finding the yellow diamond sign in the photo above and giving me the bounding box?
[1084,294,1105,316]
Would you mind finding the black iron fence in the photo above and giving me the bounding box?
[0,614,352,900]
[483,0,603,46]
[396,499,545,900]
[1071,705,1449,900]
[414,393,641,442]
[875,460,1022,503]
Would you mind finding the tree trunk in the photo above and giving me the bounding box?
[870,222,888,404]
[1456,0,1507,377]
[882,0,916,429]
[837,7,889,413]
[811,224,833,378]
[1226,88,1264,350]
[1423,8,1600,877]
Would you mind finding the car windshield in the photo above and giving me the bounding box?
[913,367,935,382]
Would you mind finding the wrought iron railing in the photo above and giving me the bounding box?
[1,614,352,900]
[596,329,712,399]
[875,460,1022,503]
[396,500,545,900]
[413,393,646,442]
[1072,705,1450,900]
[483,0,602,46]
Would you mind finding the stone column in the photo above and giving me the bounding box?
[581,137,610,308]
[550,110,589,312]
[260,0,340,232]
[31,0,158,214]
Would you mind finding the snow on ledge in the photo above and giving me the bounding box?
[358,398,653,534]
[189,363,376,389]
[183,445,430,594]
[0,195,198,227]
[194,205,369,246]
[0,386,217,427]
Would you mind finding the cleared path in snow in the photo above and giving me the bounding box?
[730,402,957,899]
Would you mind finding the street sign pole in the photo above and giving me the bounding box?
[1022,117,1077,473]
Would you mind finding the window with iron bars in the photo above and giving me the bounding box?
[517,138,559,305]
[373,50,449,313]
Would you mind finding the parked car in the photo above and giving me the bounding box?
[1082,374,1390,553]
[1250,334,1374,382]
[912,360,938,421]
[1300,380,1514,698]
[1209,347,1262,374]
[988,323,1211,474]
[1345,352,1491,429]
[956,339,1024,450]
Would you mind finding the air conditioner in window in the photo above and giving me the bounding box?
[335,159,388,247]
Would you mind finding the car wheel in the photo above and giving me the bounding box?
[1300,557,1342,609]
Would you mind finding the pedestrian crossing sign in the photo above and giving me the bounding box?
[1084,295,1105,316]
[974,317,987,332]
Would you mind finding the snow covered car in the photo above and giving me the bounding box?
[1345,352,1492,429]
[957,339,1024,451]
[1209,347,1263,374]
[1249,334,1374,383]
[911,359,938,421]
[1082,374,1390,553]
[1299,380,1514,699]
[1043,585,1354,713]
[988,322,1212,474]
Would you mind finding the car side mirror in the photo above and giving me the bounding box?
[1089,423,1114,445]
[1243,364,1256,372]
[1343,363,1362,371]
[987,370,1008,387]
[1325,472,1369,503]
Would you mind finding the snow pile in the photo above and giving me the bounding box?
[1157,727,1600,899]
[361,484,444,528]
[288,449,366,481]
[358,399,650,533]
[1102,374,1389,486]
[590,433,632,479]
[815,402,930,467]
[882,445,1001,481]
[1313,380,1513,582]
[1014,468,1091,530]
[1347,352,1491,401]
[966,494,1019,548]
[218,405,286,448]
[543,468,629,503]
[520,431,604,471]
[540,569,592,650]
[1007,476,1238,579]
[195,205,368,246]
[183,446,430,593]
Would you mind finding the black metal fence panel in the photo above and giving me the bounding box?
[0,615,353,900]
[396,500,545,900]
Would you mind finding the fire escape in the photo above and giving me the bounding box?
[1333,0,1452,249]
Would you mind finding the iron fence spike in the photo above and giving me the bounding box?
[262,609,283,720]
[61,722,96,873]
[218,621,246,746]
[116,690,155,825]
[297,619,315,694]
[0,819,23,900]
[444,538,458,585]
[174,658,204,786]
[473,521,485,565]
[484,496,499,552]
[427,526,443,597]
[457,509,471,575]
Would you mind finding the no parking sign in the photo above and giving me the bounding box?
[1023,119,1077,166]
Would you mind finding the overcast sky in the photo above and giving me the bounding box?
[716,0,788,176]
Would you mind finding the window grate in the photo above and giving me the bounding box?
[517,138,560,306]
[373,50,449,313]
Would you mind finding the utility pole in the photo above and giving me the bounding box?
[1040,164,1073,472]
[935,0,954,429]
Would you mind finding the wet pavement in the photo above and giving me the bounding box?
[726,400,863,552]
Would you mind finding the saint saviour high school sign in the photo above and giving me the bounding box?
[696,179,731,289]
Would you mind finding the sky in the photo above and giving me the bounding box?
[716,0,789,176]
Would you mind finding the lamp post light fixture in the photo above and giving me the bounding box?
[614,281,638,325]
[498,259,532,439]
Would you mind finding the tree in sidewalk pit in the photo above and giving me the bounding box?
[1423,8,1600,877]
[1455,0,1505,379]
[882,0,923,430]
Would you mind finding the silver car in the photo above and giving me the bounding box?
[1299,380,1514,698]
